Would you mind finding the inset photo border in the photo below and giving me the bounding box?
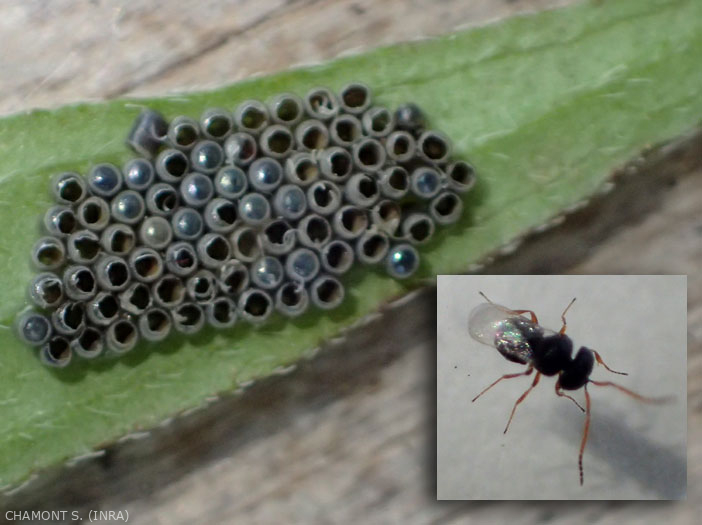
[436,275,687,500]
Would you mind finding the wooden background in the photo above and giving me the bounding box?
[1,0,699,522]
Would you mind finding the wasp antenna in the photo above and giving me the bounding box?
[592,350,628,376]
[559,297,577,335]
[588,379,672,404]
[478,291,494,303]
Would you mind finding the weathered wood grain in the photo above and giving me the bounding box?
[0,0,573,115]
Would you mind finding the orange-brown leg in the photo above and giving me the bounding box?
[504,372,542,434]
[588,379,671,403]
[578,384,592,485]
[578,378,672,485]
[558,297,577,334]
[592,350,628,375]
[471,366,533,403]
[555,380,585,412]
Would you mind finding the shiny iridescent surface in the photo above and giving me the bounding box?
[468,303,549,364]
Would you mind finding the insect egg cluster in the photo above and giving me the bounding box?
[16,82,476,367]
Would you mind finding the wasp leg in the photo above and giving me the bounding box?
[578,384,592,485]
[558,297,577,335]
[592,350,628,375]
[471,366,533,403]
[588,379,671,403]
[504,371,542,434]
[555,380,585,412]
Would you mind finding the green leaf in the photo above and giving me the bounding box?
[0,0,700,489]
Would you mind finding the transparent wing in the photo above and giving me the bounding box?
[468,303,548,365]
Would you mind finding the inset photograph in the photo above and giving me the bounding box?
[436,275,687,500]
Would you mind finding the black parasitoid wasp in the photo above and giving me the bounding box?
[468,292,668,485]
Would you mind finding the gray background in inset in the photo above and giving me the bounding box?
[437,275,687,500]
